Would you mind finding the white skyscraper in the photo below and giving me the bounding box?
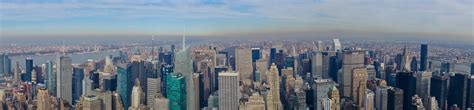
[332,39,341,52]
[56,55,73,103]
[218,71,240,110]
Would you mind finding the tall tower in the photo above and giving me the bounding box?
[117,63,132,109]
[173,26,195,110]
[313,79,336,110]
[56,55,73,104]
[332,39,341,52]
[415,71,432,108]
[328,86,340,110]
[129,79,143,110]
[338,50,365,97]
[167,73,186,110]
[36,88,51,110]
[218,72,240,110]
[46,61,56,96]
[266,63,283,110]
[235,46,253,81]
[419,44,428,71]
[25,58,33,82]
[351,68,368,109]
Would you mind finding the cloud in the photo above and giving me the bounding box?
[0,0,472,40]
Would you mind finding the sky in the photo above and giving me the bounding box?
[0,0,473,42]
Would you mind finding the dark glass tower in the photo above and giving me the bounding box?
[410,56,418,72]
[72,67,84,105]
[251,48,261,62]
[117,64,132,109]
[388,87,404,110]
[25,58,33,82]
[471,63,473,75]
[419,44,428,71]
[270,48,276,63]
[396,72,416,110]
[447,74,468,109]
[431,75,448,109]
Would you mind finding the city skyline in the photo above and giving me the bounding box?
[1,0,473,43]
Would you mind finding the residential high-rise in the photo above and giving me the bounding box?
[117,63,132,109]
[338,50,365,97]
[313,79,336,110]
[415,71,431,108]
[235,46,253,81]
[72,67,84,104]
[311,52,323,78]
[129,79,143,110]
[167,73,186,110]
[57,55,73,104]
[351,68,368,109]
[387,87,403,110]
[419,44,428,71]
[267,63,283,110]
[447,73,468,109]
[25,58,33,82]
[218,71,239,110]
[36,87,51,110]
[430,75,448,110]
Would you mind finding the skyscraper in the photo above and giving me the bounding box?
[25,58,33,82]
[167,73,186,110]
[328,86,340,110]
[415,71,431,108]
[117,63,132,109]
[147,77,160,106]
[419,44,428,71]
[430,75,448,110]
[235,46,253,81]
[129,79,143,110]
[267,63,283,110]
[365,89,375,110]
[338,50,365,97]
[375,84,388,110]
[57,55,73,104]
[313,79,336,110]
[239,92,265,110]
[83,95,102,110]
[36,87,51,110]
[351,68,368,109]
[251,48,261,62]
[447,73,468,109]
[387,87,403,110]
[332,39,341,52]
[72,67,84,104]
[410,56,418,72]
[153,95,169,110]
[173,33,195,110]
[0,54,11,75]
[311,52,323,78]
[396,72,416,110]
[46,61,56,96]
[218,72,240,110]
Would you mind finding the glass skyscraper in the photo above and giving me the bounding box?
[117,64,132,109]
[167,73,186,110]
[251,48,261,62]
[25,58,33,82]
[419,44,428,71]
[72,67,84,104]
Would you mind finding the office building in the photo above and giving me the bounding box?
[83,95,102,110]
[57,55,73,104]
[129,79,143,110]
[328,86,340,110]
[251,48,261,62]
[396,72,416,110]
[147,77,160,106]
[267,63,283,110]
[174,35,195,110]
[312,52,323,78]
[167,73,186,110]
[72,67,84,104]
[448,73,468,109]
[153,95,169,110]
[415,71,431,108]
[387,87,403,110]
[313,79,336,110]
[36,88,51,110]
[431,75,448,110]
[332,39,341,52]
[419,44,428,71]
[235,46,253,80]
[0,54,11,75]
[117,63,132,109]
[351,68,368,109]
[103,73,117,91]
[239,92,265,110]
[375,84,388,110]
[46,61,56,96]
[218,72,239,110]
[365,89,375,110]
[338,50,365,97]
[25,58,33,82]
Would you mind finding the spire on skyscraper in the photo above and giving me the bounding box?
[182,25,186,51]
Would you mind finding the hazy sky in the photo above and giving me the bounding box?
[0,0,473,42]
